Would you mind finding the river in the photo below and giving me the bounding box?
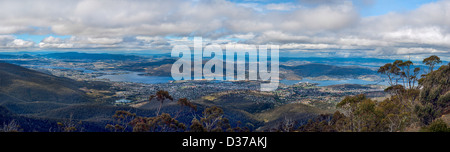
[97,72,387,86]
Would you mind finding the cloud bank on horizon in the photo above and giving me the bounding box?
[0,0,449,59]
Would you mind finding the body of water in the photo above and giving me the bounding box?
[97,72,174,84]
[97,72,387,86]
[30,65,387,86]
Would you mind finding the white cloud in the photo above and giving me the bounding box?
[0,0,358,36]
[280,43,340,50]
[265,3,300,11]
[229,33,256,40]
[395,47,445,55]
[39,36,123,49]
[0,0,448,58]
[253,0,450,57]
[0,35,34,49]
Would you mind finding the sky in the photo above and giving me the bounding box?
[0,0,449,60]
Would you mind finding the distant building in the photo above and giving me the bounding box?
[115,99,132,103]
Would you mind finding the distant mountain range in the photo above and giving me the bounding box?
[280,63,375,78]
[0,52,381,81]
[118,61,377,80]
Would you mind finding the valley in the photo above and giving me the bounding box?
[0,52,390,132]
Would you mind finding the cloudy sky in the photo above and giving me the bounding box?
[0,0,449,60]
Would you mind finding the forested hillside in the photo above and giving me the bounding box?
[297,55,450,132]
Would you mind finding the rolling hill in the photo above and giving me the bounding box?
[280,63,375,78]
[0,62,115,131]
[0,62,90,105]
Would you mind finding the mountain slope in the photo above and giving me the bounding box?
[0,62,92,116]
